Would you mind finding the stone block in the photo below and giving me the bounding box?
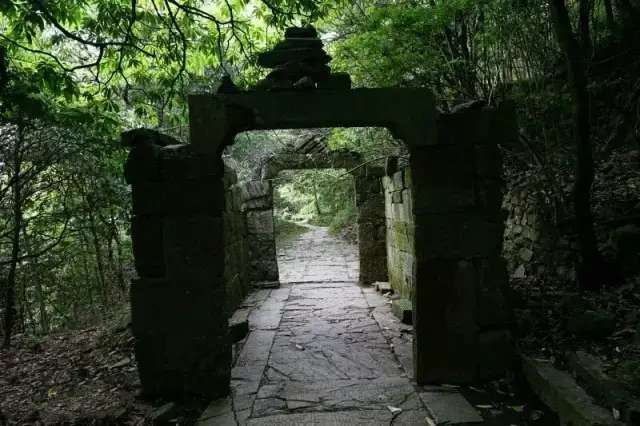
[130,278,231,397]
[392,170,404,191]
[131,179,225,215]
[163,215,225,279]
[474,144,502,177]
[522,357,624,426]
[130,278,227,335]
[135,332,231,398]
[124,143,162,184]
[436,109,490,146]
[229,316,249,343]
[248,234,277,259]
[411,147,477,214]
[392,299,412,324]
[418,392,483,424]
[160,149,223,181]
[414,214,504,259]
[375,281,393,294]
[391,191,403,204]
[366,165,386,177]
[355,177,381,198]
[253,280,280,289]
[475,178,507,219]
[241,181,272,201]
[243,196,272,210]
[476,258,510,327]
[357,195,385,220]
[247,210,274,235]
[413,259,478,384]
[249,259,279,282]
[478,329,513,379]
[131,215,165,278]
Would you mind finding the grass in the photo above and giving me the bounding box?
[275,217,310,246]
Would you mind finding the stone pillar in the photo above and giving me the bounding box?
[124,132,231,398]
[410,104,515,384]
[355,166,388,285]
[241,181,279,286]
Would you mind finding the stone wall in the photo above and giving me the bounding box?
[502,172,576,281]
[356,166,388,284]
[240,181,279,284]
[383,167,415,300]
[223,167,251,314]
[123,130,231,397]
[409,104,515,383]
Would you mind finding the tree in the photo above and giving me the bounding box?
[549,0,604,291]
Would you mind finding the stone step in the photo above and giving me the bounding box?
[567,351,640,424]
[418,389,483,425]
[392,298,412,325]
[374,281,393,294]
[522,356,625,426]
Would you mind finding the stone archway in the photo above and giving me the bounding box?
[123,27,517,399]
[241,144,388,288]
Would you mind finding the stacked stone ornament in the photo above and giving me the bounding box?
[254,26,351,91]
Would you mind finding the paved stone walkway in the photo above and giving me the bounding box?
[199,227,477,425]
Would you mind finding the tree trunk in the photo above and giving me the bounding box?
[3,124,24,346]
[86,196,107,306]
[550,0,604,291]
[312,172,323,216]
[111,217,127,293]
[603,0,617,34]
[579,0,592,57]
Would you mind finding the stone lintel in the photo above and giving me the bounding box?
[191,88,437,147]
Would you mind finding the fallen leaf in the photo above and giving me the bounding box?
[510,405,525,412]
[387,406,402,414]
[476,404,492,409]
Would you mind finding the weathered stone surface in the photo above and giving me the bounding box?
[131,278,231,397]
[247,210,274,235]
[418,391,483,424]
[478,329,513,379]
[567,351,640,424]
[392,298,412,324]
[413,259,478,383]
[522,357,624,426]
[130,215,165,278]
[163,215,224,279]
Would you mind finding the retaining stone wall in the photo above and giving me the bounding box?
[239,181,279,284]
[383,167,415,300]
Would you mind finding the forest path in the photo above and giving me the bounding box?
[199,226,440,425]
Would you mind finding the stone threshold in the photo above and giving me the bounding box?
[521,355,625,425]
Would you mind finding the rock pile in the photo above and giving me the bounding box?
[254,26,351,91]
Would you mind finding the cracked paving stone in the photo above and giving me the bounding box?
[221,226,433,425]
